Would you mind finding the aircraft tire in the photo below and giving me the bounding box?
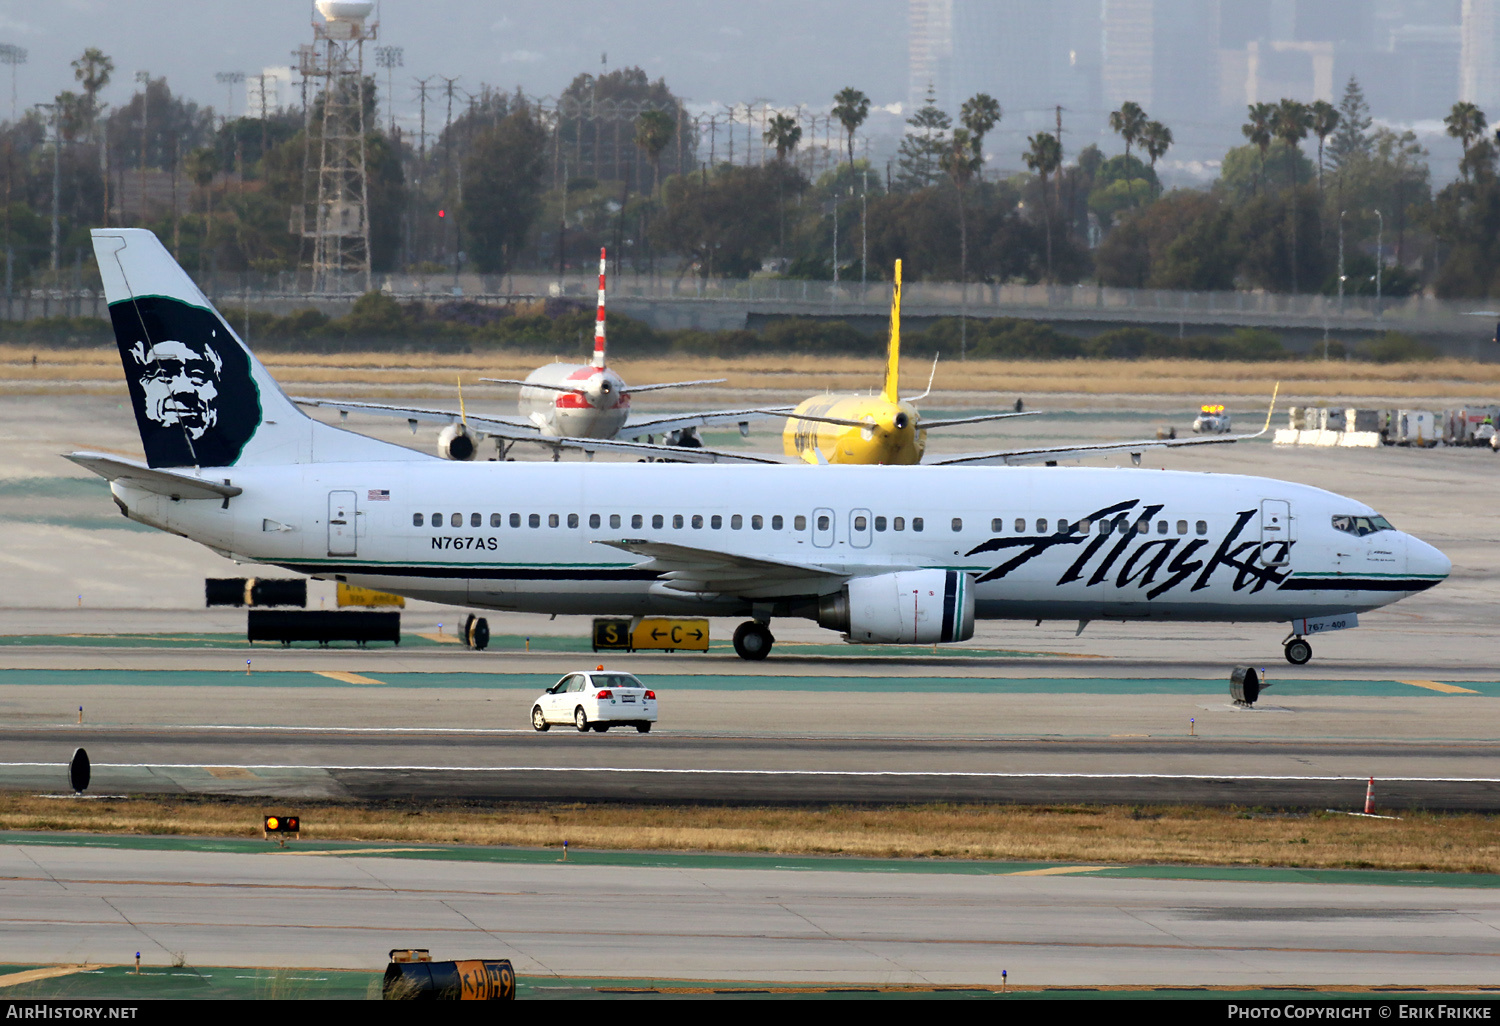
[733,622,774,661]
[1284,638,1313,666]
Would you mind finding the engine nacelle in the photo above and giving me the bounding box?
[437,424,478,461]
[818,570,976,645]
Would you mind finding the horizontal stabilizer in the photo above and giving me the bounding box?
[65,451,243,500]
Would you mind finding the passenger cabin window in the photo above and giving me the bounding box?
[794,515,807,531]
[816,515,830,531]
[471,513,481,528]
[951,518,963,532]
[491,513,502,528]
[632,515,643,529]
[855,516,868,531]
[1057,519,1070,534]
[511,513,522,528]
[711,515,723,529]
[549,514,561,528]
[413,513,424,527]
[1036,519,1048,534]
[1136,520,1149,534]
[731,515,743,530]
[450,513,462,528]
[1176,520,1188,535]
[529,514,541,528]
[772,515,784,530]
[567,514,579,529]
[991,518,1003,533]
[1015,518,1026,533]
[1157,521,1168,535]
[673,515,685,529]
[589,514,601,529]
[1196,521,1208,536]
[875,517,887,532]
[432,512,442,527]
[894,517,905,532]
[752,515,764,530]
[652,515,664,529]
[610,514,621,529]
[1332,514,1394,536]
[912,518,924,532]
[692,515,704,529]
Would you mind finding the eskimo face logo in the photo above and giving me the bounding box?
[129,339,224,440]
[111,296,261,469]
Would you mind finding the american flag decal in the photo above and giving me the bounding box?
[368,489,390,501]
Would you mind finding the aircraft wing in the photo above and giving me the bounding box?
[594,538,848,599]
[292,398,539,437]
[621,407,793,439]
[538,435,789,465]
[927,434,1244,467]
[65,452,244,501]
[931,387,1281,467]
[921,411,1041,429]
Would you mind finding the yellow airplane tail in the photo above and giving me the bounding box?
[882,259,902,404]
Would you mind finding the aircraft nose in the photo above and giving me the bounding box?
[1406,535,1452,584]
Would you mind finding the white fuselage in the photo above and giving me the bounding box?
[111,461,1449,627]
[520,363,630,439]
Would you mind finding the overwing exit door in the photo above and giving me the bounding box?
[329,490,358,557]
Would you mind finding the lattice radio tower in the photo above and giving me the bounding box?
[297,1,377,291]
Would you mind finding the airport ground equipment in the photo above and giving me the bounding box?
[532,669,656,733]
[1230,666,1266,706]
[68,748,89,793]
[206,577,307,608]
[247,610,400,647]
[383,956,515,1001]
[461,614,490,651]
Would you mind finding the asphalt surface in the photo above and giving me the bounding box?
[5,725,1499,808]
[4,840,1499,987]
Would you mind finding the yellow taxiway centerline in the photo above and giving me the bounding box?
[313,671,386,685]
[1400,680,1480,695]
[0,965,112,988]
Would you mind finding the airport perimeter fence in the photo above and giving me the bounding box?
[1,270,1490,336]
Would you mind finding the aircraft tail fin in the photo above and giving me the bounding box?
[593,247,608,370]
[92,228,425,469]
[882,259,902,405]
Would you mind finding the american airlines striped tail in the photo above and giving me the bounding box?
[593,247,608,370]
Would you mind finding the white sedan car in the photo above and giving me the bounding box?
[531,669,658,733]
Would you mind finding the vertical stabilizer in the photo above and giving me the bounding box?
[593,247,608,369]
[882,259,902,404]
[92,228,425,469]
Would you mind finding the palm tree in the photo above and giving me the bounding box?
[634,109,676,196]
[764,113,802,163]
[1141,120,1172,198]
[1242,102,1275,195]
[1109,100,1148,205]
[960,93,1002,156]
[939,128,982,358]
[1273,98,1313,293]
[1024,131,1062,280]
[831,87,870,167]
[763,113,802,270]
[1445,101,1488,179]
[1310,99,1339,192]
[70,48,112,138]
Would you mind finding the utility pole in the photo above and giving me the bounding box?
[1373,208,1384,318]
[136,71,149,229]
[0,45,26,123]
[375,46,403,135]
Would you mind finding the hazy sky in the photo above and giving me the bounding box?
[0,0,910,120]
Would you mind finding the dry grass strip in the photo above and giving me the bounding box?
[4,344,1499,401]
[2,796,1497,873]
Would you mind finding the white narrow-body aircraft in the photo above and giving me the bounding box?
[295,249,773,460]
[73,230,1450,663]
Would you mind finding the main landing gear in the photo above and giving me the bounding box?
[1283,635,1313,666]
[733,621,774,661]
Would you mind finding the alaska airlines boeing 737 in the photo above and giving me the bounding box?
[71,229,1450,663]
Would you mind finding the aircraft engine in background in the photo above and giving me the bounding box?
[437,423,478,461]
[817,569,975,645]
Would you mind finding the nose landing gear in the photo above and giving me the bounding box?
[732,621,775,661]
[1283,636,1312,666]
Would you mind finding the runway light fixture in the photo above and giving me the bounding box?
[263,814,301,845]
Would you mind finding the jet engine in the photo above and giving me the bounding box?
[437,423,478,461]
[817,569,975,645]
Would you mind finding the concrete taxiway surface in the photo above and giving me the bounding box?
[3,838,1498,987]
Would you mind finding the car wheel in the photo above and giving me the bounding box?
[636,723,652,734]
[574,706,589,732]
[531,706,549,732]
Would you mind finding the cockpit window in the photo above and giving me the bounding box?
[1332,514,1395,536]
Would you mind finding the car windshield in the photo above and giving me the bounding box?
[1331,514,1395,536]
[593,674,644,690]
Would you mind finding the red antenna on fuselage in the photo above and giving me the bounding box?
[593,248,608,370]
